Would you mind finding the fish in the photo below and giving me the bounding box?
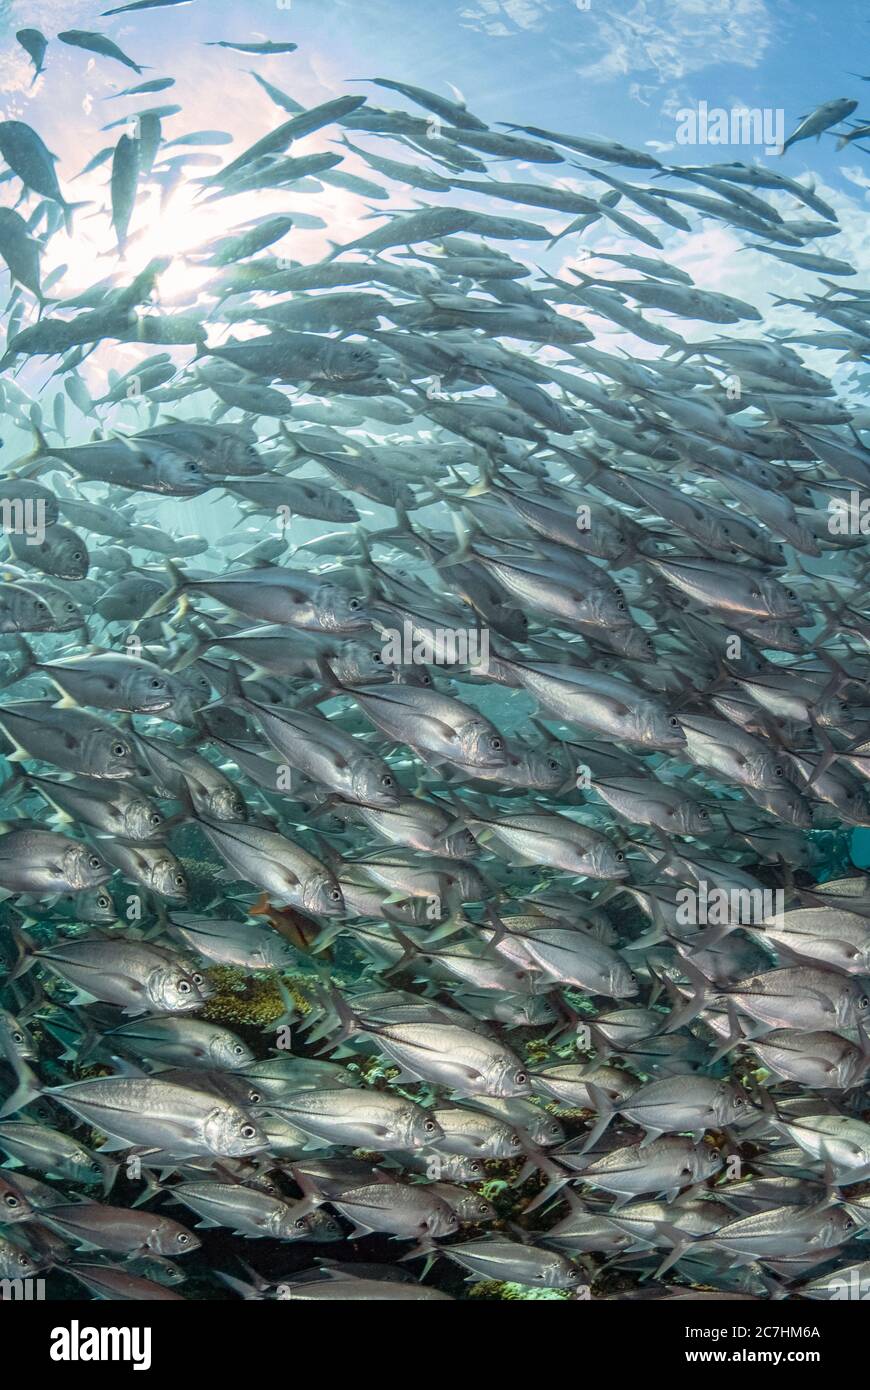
[0,10,869,1309]
[780,99,859,153]
[0,122,86,233]
[206,41,299,56]
[11,931,208,1016]
[103,0,192,13]
[49,1076,266,1157]
[15,29,48,83]
[110,133,140,251]
[57,30,146,74]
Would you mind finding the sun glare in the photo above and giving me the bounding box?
[43,179,243,308]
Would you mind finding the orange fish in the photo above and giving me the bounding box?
[249,892,322,954]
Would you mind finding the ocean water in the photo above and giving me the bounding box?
[0,0,869,1307]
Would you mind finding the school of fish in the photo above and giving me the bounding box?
[1,6,870,1303]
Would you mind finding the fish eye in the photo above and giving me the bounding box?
[88,855,101,869]
[241,1124,257,1139]
[615,851,625,862]
[329,887,342,901]
[72,552,83,562]
[3,1193,19,1208]
[515,1070,527,1085]
[669,716,680,727]
[548,759,560,771]
[698,808,709,819]
[149,678,163,688]
[178,980,191,994]
[490,737,503,750]
[294,1217,307,1229]
[12,1032,23,1044]
[175,874,186,887]
[616,600,626,611]
[372,651,382,663]
[478,1200,489,1214]
[177,1234,190,1246]
[786,589,797,600]
[190,972,204,986]
[424,1119,437,1133]
[861,996,869,1009]
[65,603,76,612]
[97,895,110,909]
[233,1044,245,1056]
[36,601,48,611]
[510,1133,522,1146]
[773,765,784,778]
[381,775,394,787]
[348,597,362,611]
[150,813,162,826]
[112,742,127,757]
[249,1090,263,1104]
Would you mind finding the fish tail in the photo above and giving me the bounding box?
[662,952,713,1033]
[521,1170,571,1215]
[0,1060,42,1118]
[578,1081,617,1154]
[397,1237,439,1270]
[432,510,472,569]
[317,984,363,1051]
[5,423,52,479]
[10,634,38,682]
[141,558,188,621]
[381,924,423,977]
[61,200,90,236]
[286,1163,326,1215]
[653,1221,701,1278]
[707,1003,747,1066]
[214,1270,267,1301]
[8,924,37,981]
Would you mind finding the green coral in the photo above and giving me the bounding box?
[469,1280,572,1301]
[524,1036,556,1065]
